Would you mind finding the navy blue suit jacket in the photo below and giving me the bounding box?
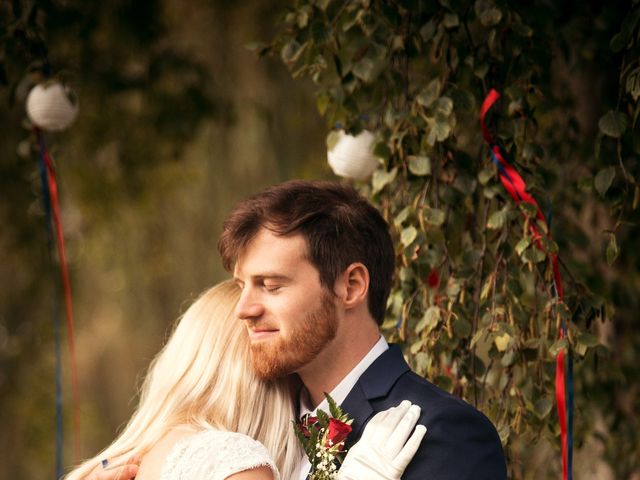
[340,345,507,480]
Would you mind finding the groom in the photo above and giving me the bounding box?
[218,180,506,479]
[90,180,506,479]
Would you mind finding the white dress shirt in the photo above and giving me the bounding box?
[295,336,389,480]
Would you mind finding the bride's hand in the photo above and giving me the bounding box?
[85,455,140,480]
[337,401,426,480]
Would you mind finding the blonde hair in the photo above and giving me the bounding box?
[66,280,301,480]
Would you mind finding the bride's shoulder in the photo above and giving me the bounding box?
[157,427,279,480]
[135,426,198,479]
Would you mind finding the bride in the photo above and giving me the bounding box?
[67,281,424,480]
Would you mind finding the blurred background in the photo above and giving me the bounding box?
[2,1,640,479]
[1,1,327,477]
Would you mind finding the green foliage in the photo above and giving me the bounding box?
[267,0,640,477]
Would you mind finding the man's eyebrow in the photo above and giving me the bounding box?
[254,273,292,281]
[233,273,291,282]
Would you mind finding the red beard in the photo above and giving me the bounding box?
[249,292,337,379]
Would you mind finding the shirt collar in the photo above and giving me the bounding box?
[298,335,389,418]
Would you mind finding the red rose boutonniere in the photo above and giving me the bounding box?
[294,393,353,480]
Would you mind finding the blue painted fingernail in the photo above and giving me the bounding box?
[101,459,109,468]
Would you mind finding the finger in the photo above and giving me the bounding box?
[386,404,421,456]
[96,464,139,480]
[392,424,427,471]
[382,400,412,430]
[361,408,392,446]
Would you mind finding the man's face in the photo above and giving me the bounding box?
[233,228,338,379]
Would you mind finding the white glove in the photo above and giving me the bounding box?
[337,400,427,480]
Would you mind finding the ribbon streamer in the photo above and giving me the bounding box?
[36,129,81,465]
[480,90,572,480]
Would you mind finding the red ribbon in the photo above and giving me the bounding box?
[480,90,568,479]
[38,130,81,461]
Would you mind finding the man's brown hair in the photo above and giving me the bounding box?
[218,180,395,325]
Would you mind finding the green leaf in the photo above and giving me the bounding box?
[316,92,331,116]
[534,397,554,419]
[453,317,472,338]
[513,22,533,37]
[475,0,503,27]
[419,20,437,42]
[610,32,628,52]
[245,41,270,56]
[316,408,330,427]
[610,8,640,52]
[443,13,460,29]
[426,117,452,145]
[410,338,427,354]
[518,202,537,218]
[372,167,397,193]
[606,234,619,265]
[416,79,441,108]
[575,332,599,356]
[522,246,546,263]
[281,40,305,64]
[478,167,494,185]
[625,66,640,102]
[449,87,476,112]
[414,352,431,374]
[470,328,487,348]
[424,207,446,226]
[548,337,569,356]
[594,167,616,197]
[394,206,411,227]
[401,226,418,246]
[494,332,512,352]
[352,44,387,83]
[373,141,391,161]
[415,306,441,333]
[325,392,343,419]
[353,57,383,83]
[480,275,494,302]
[598,111,628,138]
[487,209,507,229]
[446,277,462,299]
[540,237,559,254]
[434,96,454,116]
[501,349,517,367]
[425,228,445,245]
[408,155,431,176]
[515,237,531,256]
[474,63,489,79]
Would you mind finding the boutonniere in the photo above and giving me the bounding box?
[294,393,353,480]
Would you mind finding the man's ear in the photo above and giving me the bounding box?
[335,262,369,310]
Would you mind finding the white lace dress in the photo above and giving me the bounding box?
[159,429,280,480]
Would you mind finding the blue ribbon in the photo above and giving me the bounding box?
[37,134,64,480]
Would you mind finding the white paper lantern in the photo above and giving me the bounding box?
[26,82,79,132]
[327,130,380,181]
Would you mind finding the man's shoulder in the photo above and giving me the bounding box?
[369,366,507,480]
[376,366,495,426]
[363,345,490,420]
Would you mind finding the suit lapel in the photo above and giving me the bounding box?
[340,345,410,444]
[340,382,373,445]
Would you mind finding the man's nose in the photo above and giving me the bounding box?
[235,287,264,320]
